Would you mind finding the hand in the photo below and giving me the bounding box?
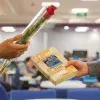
[66,60,89,78]
[0,34,29,59]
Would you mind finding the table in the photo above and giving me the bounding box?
[19,76,37,85]
[40,80,86,88]
[19,76,32,81]
[6,70,16,75]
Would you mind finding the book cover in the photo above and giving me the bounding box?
[31,47,78,85]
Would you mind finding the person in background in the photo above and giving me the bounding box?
[24,57,37,77]
[24,57,46,81]
[8,61,21,89]
[19,57,40,90]
[72,52,79,60]
[18,57,37,90]
[64,51,72,61]
[93,52,100,61]
[20,57,47,90]
[0,77,11,92]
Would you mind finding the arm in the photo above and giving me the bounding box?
[88,61,100,77]
[67,60,100,78]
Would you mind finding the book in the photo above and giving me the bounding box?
[31,47,78,85]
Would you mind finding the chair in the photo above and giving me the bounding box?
[0,85,9,100]
[10,89,56,100]
[55,89,67,98]
[67,88,100,100]
[82,75,98,83]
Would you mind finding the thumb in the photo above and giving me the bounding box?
[66,60,78,66]
[10,34,22,42]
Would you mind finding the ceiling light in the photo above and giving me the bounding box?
[64,26,70,30]
[81,0,99,1]
[41,2,60,7]
[71,8,89,14]
[75,27,89,32]
[1,26,16,32]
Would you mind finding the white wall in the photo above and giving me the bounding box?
[0,28,100,60]
[47,29,100,57]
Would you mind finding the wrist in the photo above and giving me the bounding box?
[84,62,89,75]
[87,61,100,77]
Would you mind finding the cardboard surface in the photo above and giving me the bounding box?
[31,47,78,85]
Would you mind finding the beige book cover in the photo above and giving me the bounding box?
[31,47,78,85]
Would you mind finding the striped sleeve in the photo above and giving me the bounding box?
[88,60,100,77]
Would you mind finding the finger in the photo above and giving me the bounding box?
[18,49,28,54]
[66,60,78,66]
[19,48,28,52]
[17,48,28,55]
[76,72,83,78]
[16,52,24,57]
[11,43,29,50]
[26,42,30,47]
[10,34,22,42]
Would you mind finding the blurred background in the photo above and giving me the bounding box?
[0,0,100,60]
[1,0,100,100]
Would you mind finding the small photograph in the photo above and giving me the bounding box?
[43,55,62,68]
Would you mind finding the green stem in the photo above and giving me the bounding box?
[20,17,46,44]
